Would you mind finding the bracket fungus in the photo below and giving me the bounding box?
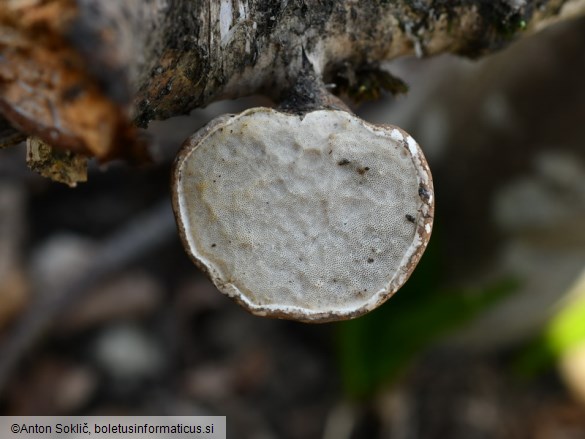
[172,106,433,322]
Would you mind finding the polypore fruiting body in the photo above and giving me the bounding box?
[172,108,433,322]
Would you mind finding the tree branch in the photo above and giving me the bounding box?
[1,0,584,159]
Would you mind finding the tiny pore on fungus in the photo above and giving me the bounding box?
[172,107,433,322]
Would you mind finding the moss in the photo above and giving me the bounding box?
[476,0,527,37]
[458,0,532,57]
[327,64,409,105]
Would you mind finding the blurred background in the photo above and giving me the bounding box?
[0,15,584,439]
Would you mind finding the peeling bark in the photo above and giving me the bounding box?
[0,0,584,159]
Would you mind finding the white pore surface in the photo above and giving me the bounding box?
[176,109,424,317]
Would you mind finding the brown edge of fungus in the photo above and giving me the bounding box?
[171,108,434,323]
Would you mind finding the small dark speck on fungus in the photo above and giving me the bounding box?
[419,185,431,201]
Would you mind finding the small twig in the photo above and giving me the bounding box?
[0,199,177,394]
[0,115,26,149]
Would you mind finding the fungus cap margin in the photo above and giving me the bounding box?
[172,107,434,322]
